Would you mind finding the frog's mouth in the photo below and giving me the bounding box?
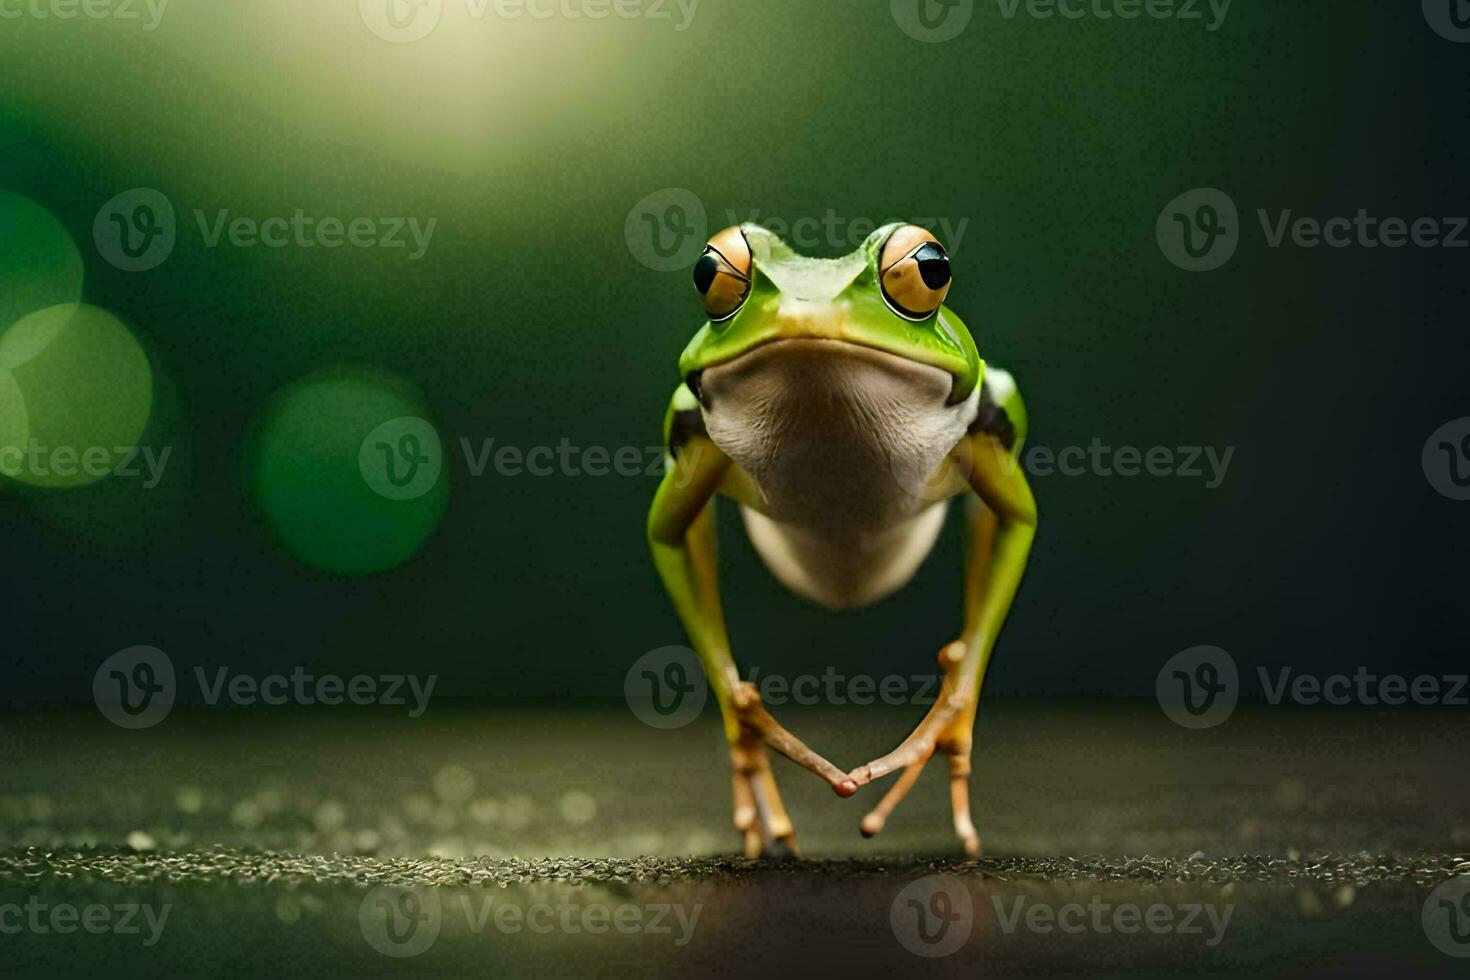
[686,335,974,408]
[686,337,967,413]
[679,306,980,407]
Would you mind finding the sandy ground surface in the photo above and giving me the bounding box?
[1,700,1467,976]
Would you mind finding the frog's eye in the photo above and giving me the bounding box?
[879,225,952,321]
[693,226,752,322]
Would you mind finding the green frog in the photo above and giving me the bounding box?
[648,222,1036,857]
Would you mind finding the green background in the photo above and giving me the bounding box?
[1,0,1465,700]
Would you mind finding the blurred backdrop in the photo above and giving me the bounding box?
[0,0,1466,703]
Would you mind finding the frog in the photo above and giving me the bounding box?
[647,222,1036,858]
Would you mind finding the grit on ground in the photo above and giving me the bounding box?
[1,701,1467,976]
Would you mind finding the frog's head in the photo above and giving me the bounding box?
[678,223,982,406]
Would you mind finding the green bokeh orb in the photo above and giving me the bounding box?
[251,367,449,575]
[0,367,27,479]
[0,303,154,489]
[0,191,84,333]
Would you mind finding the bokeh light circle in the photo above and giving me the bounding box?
[0,191,84,332]
[0,368,27,478]
[251,367,449,575]
[0,303,154,489]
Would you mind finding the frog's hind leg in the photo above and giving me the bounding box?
[848,376,1036,857]
[649,426,856,858]
[687,505,798,856]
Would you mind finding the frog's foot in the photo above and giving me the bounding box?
[730,738,797,858]
[846,641,982,857]
[732,682,859,798]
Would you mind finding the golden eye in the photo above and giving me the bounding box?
[692,225,752,321]
[879,225,952,320]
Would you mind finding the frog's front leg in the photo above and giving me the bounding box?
[648,434,858,857]
[849,432,1036,856]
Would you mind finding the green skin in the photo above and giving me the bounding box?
[648,223,1037,857]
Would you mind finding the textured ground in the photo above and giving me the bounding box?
[0,700,1466,976]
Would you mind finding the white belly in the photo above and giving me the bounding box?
[700,338,978,609]
[740,501,950,609]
